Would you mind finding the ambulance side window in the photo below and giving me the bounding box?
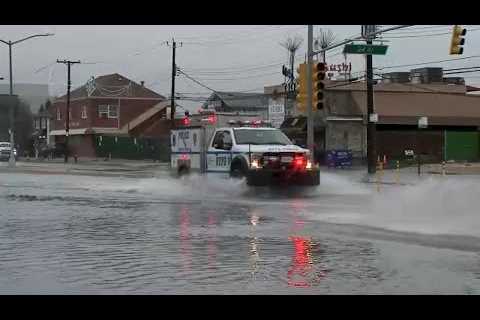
[212,131,232,150]
[212,131,224,149]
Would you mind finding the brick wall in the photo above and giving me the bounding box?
[51,97,164,130]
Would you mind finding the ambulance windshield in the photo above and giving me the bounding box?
[233,129,292,145]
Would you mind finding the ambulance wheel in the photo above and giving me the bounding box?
[178,165,189,176]
[246,171,269,186]
[230,159,248,178]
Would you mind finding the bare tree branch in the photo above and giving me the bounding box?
[314,28,336,51]
[279,35,303,53]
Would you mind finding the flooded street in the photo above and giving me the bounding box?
[1,169,480,294]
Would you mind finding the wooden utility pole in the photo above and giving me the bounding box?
[363,25,377,174]
[57,59,81,163]
[307,25,314,162]
[167,39,182,127]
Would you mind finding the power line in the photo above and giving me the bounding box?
[174,25,293,42]
[386,26,451,35]
[186,70,282,81]
[177,68,217,92]
[179,53,304,73]
[382,27,480,39]
[444,69,480,75]
[443,66,480,72]
[375,54,480,71]
[179,26,304,46]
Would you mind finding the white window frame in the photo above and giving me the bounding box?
[57,108,61,120]
[98,105,109,118]
[81,105,88,119]
[98,105,118,119]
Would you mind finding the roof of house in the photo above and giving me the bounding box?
[205,91,268,110]
[57,73,165,100]
[343,91,480,126]
[325,80,468,94]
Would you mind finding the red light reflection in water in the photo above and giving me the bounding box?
[287,236,314,287]
[180,206,192,272]
[287,200,326,288]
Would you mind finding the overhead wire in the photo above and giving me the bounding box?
[375,55,480,71]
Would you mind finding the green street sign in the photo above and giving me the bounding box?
[343,44,388,55]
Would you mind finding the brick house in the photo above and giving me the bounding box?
[50,73,172,158]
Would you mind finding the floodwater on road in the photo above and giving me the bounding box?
[1,169,480,294]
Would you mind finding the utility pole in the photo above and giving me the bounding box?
[363,25,377,174]
[307,25,314,162]
[167,39,182,127]
[0,33,53,167]
[56,59,81,163]
[8,42,14,167]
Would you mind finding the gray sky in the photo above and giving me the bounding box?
[1,25,480,111]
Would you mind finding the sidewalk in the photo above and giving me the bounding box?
[0,158,171,178]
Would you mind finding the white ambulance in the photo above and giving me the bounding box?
[170,111,319,186]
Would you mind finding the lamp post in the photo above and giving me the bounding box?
[0,33,54,167]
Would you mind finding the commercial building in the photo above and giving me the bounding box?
[279,67,480,163]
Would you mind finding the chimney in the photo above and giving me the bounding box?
[140,81,145,87]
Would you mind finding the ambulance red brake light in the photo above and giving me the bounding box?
[208,115,217,124]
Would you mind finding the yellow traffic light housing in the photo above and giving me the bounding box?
[450,25,467,55]
[296,62,326,112]
[296,63,308,112]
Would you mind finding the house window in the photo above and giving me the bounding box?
[69,110,73,120]
[57,108,61,120]
[98,105,109,118]
[98,105,118,119]
[81,106,87,119]
[108,105,118,118]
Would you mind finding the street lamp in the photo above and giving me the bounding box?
[0,33,54,167]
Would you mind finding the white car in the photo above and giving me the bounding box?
[0,142,18,161]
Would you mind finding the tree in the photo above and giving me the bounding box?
[314,28,336,63]
[280,35,303,97]
[14,99,34,155]
[45,99,52,111]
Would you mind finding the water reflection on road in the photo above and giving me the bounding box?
[1,172,480,294]
[287,201,326,288]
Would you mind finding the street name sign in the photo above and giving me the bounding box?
[343,44,388,55]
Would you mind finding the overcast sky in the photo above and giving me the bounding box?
[1,25,479,111]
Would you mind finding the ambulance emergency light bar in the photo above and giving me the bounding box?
[227,120,272,127]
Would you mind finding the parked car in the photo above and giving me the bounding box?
[0,142,18,161]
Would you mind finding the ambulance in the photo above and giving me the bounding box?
[170,110,320,186]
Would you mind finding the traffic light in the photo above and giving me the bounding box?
[182,110,191,125]
[296,62,326,112]
[296,63,308,112]
[312,62,326,110]
[450,25,467,55]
